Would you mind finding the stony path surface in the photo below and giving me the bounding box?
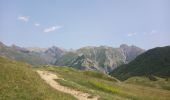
[37,70,99,100]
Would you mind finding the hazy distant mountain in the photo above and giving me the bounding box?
[43,46,65,64]
[55,45,144,73]
[0,43,47,65]
[26,47,48,52]
[0,42,64,65]
[110,46,170,80]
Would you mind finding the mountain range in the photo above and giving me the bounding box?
[55,45,144,73]
[0,41,144,73]
[110,46,170,80]
[0,42,65,65]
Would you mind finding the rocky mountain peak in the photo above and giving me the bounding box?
[120,44,129,49]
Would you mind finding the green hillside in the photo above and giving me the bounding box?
[110,46,170,80]
[0,56,76,100]
[39,66,170,100]
[125,76,170,90]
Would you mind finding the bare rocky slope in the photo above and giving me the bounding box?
[55,45,144,73]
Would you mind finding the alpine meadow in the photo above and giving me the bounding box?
[0,0,170,100]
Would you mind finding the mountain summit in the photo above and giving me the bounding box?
[55,45,144,73]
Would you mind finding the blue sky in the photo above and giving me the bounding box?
[0,0,170,49]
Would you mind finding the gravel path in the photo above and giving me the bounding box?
[37,70,99,100]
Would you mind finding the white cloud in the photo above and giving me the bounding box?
[18,16,29,22]
[143,30,157,35]
[43,26,62,33]
[127,32,137,37]
[126,30,157,37]
[34,23,40,26]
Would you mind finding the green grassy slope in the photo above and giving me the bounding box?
[0,57,76,100]
[125,76,170,90]
[110,46,170,80]
[40,66,170,100]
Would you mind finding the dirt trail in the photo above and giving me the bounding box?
[37,70,99,100]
